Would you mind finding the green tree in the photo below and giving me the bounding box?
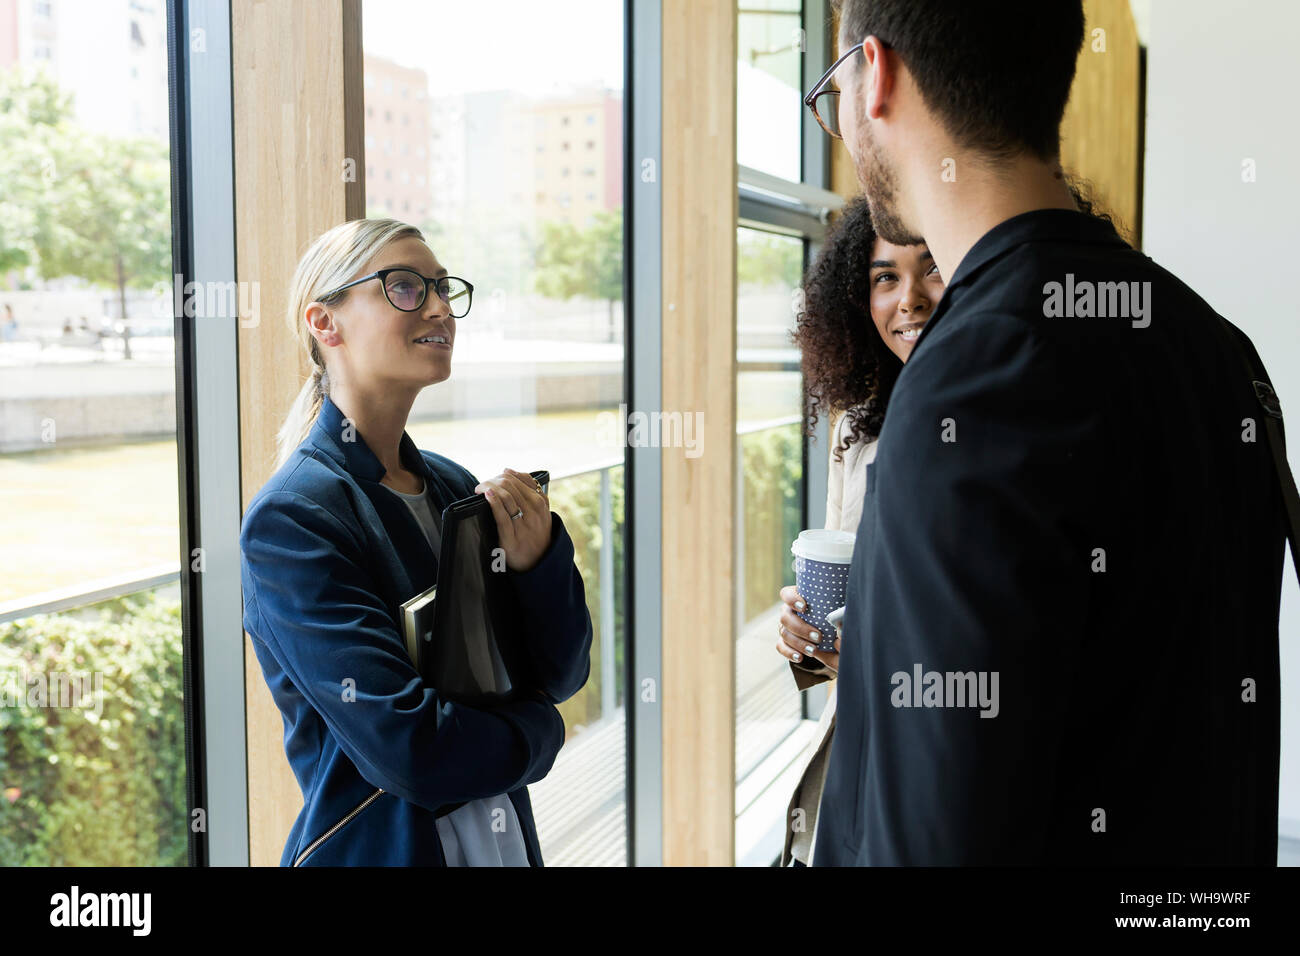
[0,68,72,276]
[737,229,804,289]
[533,208,623,341]
[33,132,171,356]
[0,68,170,356]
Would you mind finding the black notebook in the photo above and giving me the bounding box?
[400,469,549,706]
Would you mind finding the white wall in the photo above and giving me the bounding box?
[1144,0,1300,842]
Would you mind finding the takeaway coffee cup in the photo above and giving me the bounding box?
[790,529,855,653]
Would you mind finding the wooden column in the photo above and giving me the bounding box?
[828,4,861,206]
[661,0,738,865]
[1060,0,1142,244]
[233,0,366,867]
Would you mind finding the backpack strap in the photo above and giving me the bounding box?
[1220,318,1300,590]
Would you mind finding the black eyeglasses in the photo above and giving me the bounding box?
[804,40,866,140]
[321,268,474,318]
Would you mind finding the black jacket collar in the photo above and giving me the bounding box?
[944,208,1130,292]
[915,208,1133,351]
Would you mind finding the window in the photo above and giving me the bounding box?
[0,1,186,865]
[363,0,628,866]
[738,0,803,181]
[732,0,836,867]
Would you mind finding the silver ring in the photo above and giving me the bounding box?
[511,508,524,520]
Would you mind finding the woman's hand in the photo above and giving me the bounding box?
[474,467,552,573]
[776,585,840,675]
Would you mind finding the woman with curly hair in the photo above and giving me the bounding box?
[776,194,945,866]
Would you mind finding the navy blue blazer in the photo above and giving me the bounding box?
[814,210,1285,865]
[239,393,593,866]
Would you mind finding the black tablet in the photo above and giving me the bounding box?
[417,469,549,706]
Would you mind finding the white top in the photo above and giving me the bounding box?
[824,407,879,533]
[381,476,531,867]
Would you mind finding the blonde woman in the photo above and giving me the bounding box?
[778,197,945,866]
[239,218,592,866]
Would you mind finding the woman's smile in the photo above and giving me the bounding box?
[412,332,451,350]
[893,322,926,344]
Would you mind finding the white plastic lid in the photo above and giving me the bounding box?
[790,529,856,563]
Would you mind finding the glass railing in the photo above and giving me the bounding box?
[734,417,804,784]
[527,460,627,866]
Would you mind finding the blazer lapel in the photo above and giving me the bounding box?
[309,394,440,598]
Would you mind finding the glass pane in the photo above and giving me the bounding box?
[0,586,186,866]
[0,2,182,864]
[363,0,627,866]
[734,226,805,808]
[738,0,804,181]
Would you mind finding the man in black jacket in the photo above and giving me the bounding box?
[810,0,1286,864]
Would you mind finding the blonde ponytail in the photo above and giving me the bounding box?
[273,218,425,470]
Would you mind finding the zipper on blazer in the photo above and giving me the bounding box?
[293,787,385,867]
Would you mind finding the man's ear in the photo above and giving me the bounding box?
[860,36,894,121]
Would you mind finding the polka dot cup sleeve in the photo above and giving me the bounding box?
[790,529,856,653]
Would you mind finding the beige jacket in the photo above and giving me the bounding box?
[782,408,877,866]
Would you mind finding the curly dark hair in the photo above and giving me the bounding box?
[793,194,900,464]
[793,176,1124,464]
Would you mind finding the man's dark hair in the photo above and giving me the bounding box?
[833,0,1085,160]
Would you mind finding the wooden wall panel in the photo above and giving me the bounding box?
[828,6,861,204]
[233,0,365,867]
[1060,0,1142,244]
[661,0,738,866]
